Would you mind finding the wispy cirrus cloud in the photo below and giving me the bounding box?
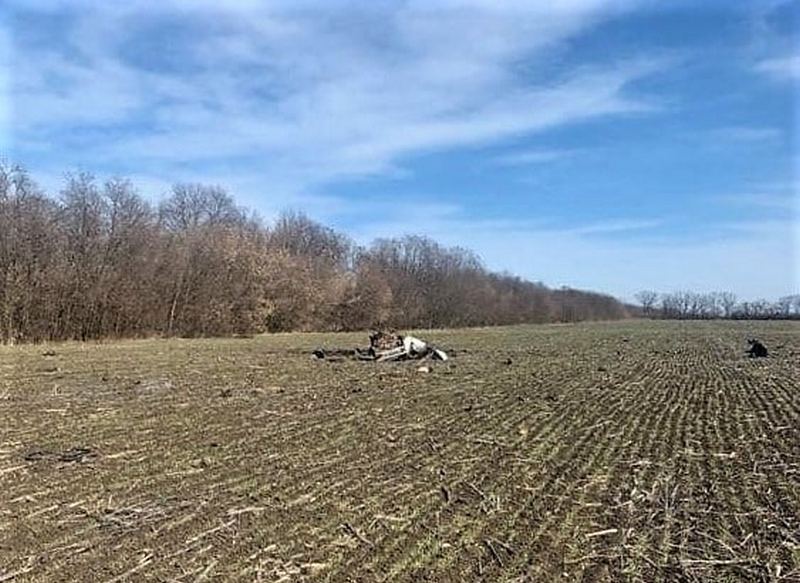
[491,148,581,166]
[4,0,659,198]
[705,126,783,143]
[3,1,795,299]
[714,179,798,214]
[717,192,795,211]
[755,54,800,80]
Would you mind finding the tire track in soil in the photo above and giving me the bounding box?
[510,357,684,581]
[327,363,599,580]
[344,352,655,580]
[571,356,696,581]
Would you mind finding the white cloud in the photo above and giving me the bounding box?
[567,218,663,235]
[706,126,783,142]
[755,54,800,80]
[4,0,657,197]
[715,180,798,213]
[10,1,793,300]
[717,192,795,211]
[491,148,580,166]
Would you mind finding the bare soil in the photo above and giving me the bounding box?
[1,321,798,581]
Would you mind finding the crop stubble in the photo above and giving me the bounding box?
[0,321,798,581]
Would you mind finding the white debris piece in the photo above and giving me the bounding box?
[375,334,448,362]
[403,335,428,356]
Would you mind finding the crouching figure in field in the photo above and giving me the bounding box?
[746,339,768,358]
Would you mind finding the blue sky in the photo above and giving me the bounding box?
[1,0,797,301]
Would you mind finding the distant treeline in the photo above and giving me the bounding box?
[0,164,629,343]
[634,290,800,320]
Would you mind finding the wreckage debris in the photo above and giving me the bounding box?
[23,449,50,462]
[312,348,360,361]
[370,330,403,352]
[24,447,96,463]
[746,339,768,358]
[59,447,95,462]
[313,331,449,362]
[377,333,449,362]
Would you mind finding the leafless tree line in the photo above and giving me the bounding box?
[635,290,800,320]
[0,163,630,343]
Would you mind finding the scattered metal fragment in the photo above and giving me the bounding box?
[22,449,49,462]
[23,447,96,463]
[59,447,95,463]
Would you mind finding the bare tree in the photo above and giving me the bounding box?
[0,164,637,343]
[717,292,737,318]
[776,295,799,318]
[635,290,659,317]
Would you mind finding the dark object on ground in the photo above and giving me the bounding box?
[23,449,50,462]
[312,348,365,361]
[746,339,768,358]
[24,447,96,463]
[59,447,95,462]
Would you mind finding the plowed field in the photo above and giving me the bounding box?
[1,321,798,581]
